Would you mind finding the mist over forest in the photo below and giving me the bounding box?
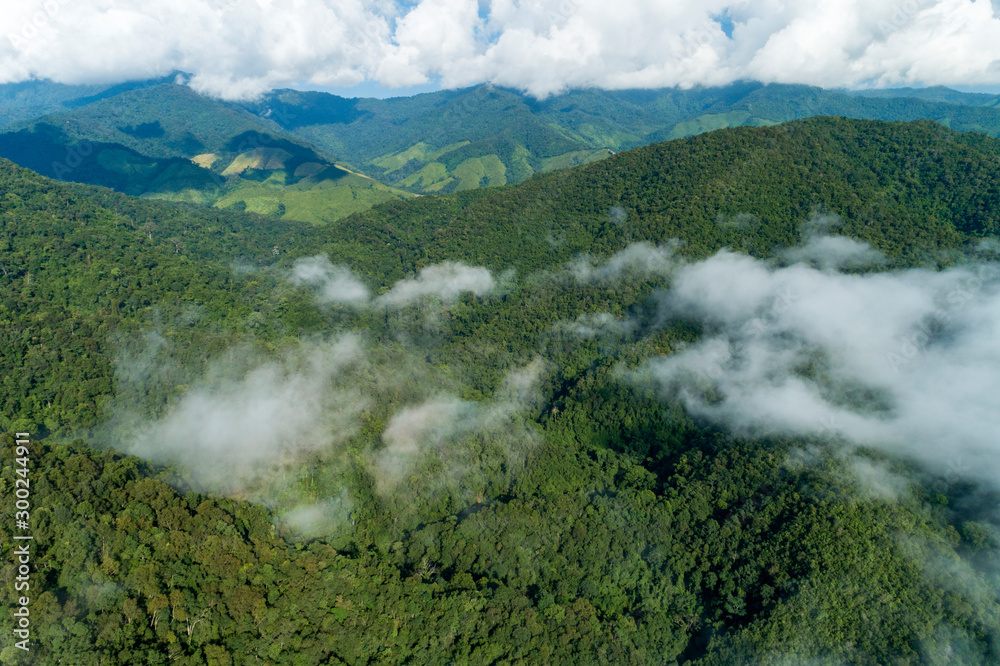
[2,15,1000,660]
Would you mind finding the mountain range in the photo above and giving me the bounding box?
[4,77,1000,226]
[0,113,998,663]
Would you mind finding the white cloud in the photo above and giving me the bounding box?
[373,396,472,489]
[556,312,637,338]
[285,256,496,309]
[3,0,1000,99]
[372,357,544,492]
[634,242,1000,489]
[279,491,355,536]
[571,241,678,282]
[377,261,495,307]
[130,335,367,490]
[782,234,886,271]
[378,0,482,87]
[1,0,394,98]
[290,255,370,306]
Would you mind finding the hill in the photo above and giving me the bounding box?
[328,116,1000,277]
[843,85,1000,107]
[3,83,296,160]
[2,116,999,431]
[0,84,413,221]
[0,118,1000,664]
[243,81,1000,194]
[8,79,1000,207]
[0,75,181,130]
[0,118,998,663]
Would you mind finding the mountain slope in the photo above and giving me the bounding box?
[844,85,1000,107]
[0,75,182,129]
[5,83,296,160]
[0,85,414,220]
[0,118,998,663]
[243,82,1000,194]
[8,79,1000,212]
[326,117,999,281]
[7,116,997,436]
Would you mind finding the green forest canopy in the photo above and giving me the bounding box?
[0,117,998,664]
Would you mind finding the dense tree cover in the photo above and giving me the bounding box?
[847,85,1000,106]
[0,125,410,225]
[2,114,1000,434]
[2,113,998,426]
[0,85,412,223]
[0,124,221,198]
[3,84,299,161]
[0,158,339,433]
[1,426,996,664]
[333,117,1000,280]
[6,79,1000,204]
[0,118,998,663]
[243,81,1000,194]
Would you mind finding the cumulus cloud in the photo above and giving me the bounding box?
[129,335,367,490]
[290,255,370,306]
[1,0,394,98]
[634,241,1000,489]
[376,261,495,307]
[3,0,1000,99]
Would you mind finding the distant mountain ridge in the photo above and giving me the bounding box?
[0,74,181,129]
[4,77,1000,215]
[842,85,1000,107]
[243,80,1000,194]
[0,83,413,219]
[3,83,322,161]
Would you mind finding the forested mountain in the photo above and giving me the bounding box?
[244,81,1000,194]
[3,84,293,160]
[0,75,181,130]
[0,84,413,221]
[5,77,1000,216]
[0,117,998,663]
[329,116,1000,275]
[844,85,1000,107]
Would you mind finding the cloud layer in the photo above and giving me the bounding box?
[4,0,1000,99]
[636,243,1000,489]
[130,335,367,489]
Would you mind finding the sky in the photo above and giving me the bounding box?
[3,0,1000,100]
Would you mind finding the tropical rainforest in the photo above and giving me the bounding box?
[0,104,998,665]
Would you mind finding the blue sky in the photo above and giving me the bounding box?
[307,79,445,100]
